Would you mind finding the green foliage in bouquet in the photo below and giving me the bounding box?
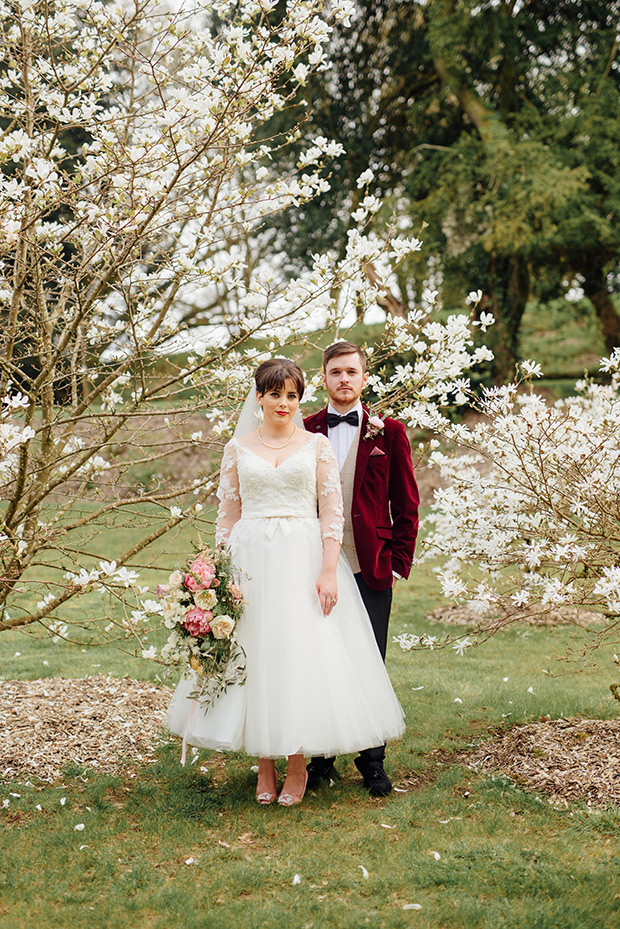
[156,549,246,710]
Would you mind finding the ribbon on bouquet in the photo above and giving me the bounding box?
[180,699,198,766]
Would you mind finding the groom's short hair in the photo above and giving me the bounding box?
[322,341,366,371]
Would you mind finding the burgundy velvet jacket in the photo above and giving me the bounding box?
[304,407,419,591]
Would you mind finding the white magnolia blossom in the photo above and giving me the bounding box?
[421,352,620,648]
[48,620,69,643]
[0,0,435,647]
[0,0,552,668]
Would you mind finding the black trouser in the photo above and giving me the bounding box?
[314,572,393,767]
[354,571,393,663]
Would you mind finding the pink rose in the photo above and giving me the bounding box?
[228,581,243,602]
[364,414,385,441]
[183,607,212,637]
[184,557,217,592]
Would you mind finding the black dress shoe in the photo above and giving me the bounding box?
[306,758,338,790]
[354,758,392,797]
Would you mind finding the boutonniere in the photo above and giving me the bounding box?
[364,414,385,441]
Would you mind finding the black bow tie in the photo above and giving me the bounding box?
[327,410,359,428]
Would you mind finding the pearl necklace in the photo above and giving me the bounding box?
[257,425,297,449]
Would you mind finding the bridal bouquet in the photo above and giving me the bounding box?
[157,549,246,709]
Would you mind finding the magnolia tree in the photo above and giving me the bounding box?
[402,348,620,660]
[0,0,493,655]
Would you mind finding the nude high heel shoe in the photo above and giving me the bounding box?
[277,771,308,807]
[256,760,277,805]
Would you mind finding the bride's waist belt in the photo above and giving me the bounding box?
[240,513,316,538]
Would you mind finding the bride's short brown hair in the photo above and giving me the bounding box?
[255,358,305,400]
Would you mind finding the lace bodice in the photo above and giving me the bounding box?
[216,434,344,546]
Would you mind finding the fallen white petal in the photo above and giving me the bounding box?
[185,858,195,865]
[1,799,9,809]
[527,687,535,694]
[380,823,394,829]
[403,904,422,910]
[79,845,89,851]
[502,677,509,682]
[250,765,259,773]
[430,851,441,860]
[35,804,42,811]
[218,841,230,848]
[292,874,301,885]
[411,686,424,691]
[359,865,369,879]
[60,797,66,806]
[10,793,20,798]
[394,787,408,793]
[74,823,85,831]
[454,698,462,704]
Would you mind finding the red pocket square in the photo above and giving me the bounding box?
[370,447,386,457]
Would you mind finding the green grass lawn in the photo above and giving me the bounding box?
[518,296,607,379]
[2,558,620,929]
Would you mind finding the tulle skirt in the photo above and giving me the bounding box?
[165,516,405,758]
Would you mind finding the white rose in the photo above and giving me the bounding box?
[211,615,235,639]
[194,588,218,610]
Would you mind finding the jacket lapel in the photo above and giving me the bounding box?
[310,407,329,436]
[353,407,372,505]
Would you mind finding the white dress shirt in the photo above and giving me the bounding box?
[327,401,363,471]
[327,400,401,582]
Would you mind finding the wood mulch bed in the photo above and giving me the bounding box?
[464,716,620,808]
[426,604,602,628]
[0,675,173,783]
[3,677,620,808]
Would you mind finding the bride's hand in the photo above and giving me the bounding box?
[316,570,338,616]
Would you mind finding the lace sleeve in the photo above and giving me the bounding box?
[215,440,241,546]
[316,435,344,543]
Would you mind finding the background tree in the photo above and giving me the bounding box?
[0,0,363,638]
[265,0,620,378]
[1,0,466,650]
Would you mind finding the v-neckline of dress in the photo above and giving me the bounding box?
[235,435,315,470]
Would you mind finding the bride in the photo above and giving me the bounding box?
[165,358,404,806]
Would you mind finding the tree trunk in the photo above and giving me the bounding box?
[581,265,620,353]
[364,261,408,318]
[482,252,530,382]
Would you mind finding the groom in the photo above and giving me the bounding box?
[304,340,419,796]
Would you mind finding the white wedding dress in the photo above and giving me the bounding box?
[165,433,405,759]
